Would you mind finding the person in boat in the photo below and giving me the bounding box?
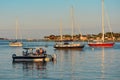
[35,48,40,55]
[35,48,46,56]
[39,48,44,55]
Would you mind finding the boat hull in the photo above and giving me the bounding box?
[88,42,114,47]
[12,55,53,62]
[9,42,23,47]
[54,45,84,49]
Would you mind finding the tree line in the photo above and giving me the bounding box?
[44,32,120,41]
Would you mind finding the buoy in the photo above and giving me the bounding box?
[92,48,94,51]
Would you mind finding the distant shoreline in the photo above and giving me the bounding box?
[1,32,120,42]
[1,38,120,42]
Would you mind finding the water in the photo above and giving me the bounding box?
[0,40,120,80]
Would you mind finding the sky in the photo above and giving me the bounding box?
[0,0,120,39]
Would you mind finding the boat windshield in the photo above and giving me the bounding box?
[64,42,69,45]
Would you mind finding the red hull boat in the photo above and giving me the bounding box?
[88,0,115,48]
[88,42,114,47]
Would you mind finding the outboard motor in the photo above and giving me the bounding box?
[12,54,16,58]
[52,54,57,61]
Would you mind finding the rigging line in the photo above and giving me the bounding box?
[104,6,114,41]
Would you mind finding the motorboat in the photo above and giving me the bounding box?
[12,47,56,62]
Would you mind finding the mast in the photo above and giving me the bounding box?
[102,0,105,42]
[60,19,63,41]
[16,17,18,40]
[71,6,74,40]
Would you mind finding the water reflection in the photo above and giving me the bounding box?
[101,48,105,80]
[12,61,47,71]
[12,61,49,79]
[54,49,83,80]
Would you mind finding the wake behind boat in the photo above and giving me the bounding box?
[12,47,56,62]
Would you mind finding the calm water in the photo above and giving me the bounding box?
[0,40,120,80]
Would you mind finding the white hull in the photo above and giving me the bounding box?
[54,43,84,49]
[9,42,23,47]
[13,58,51,62]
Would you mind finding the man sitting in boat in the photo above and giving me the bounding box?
[35,48,46,56]
[39,48,45,55]
[35,48,40,55]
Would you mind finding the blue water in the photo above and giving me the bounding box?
[0,40,120,80]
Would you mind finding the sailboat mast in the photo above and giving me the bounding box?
[16,17,18,40]
[60,19,63,41]
[102,0,105,42]
[71,6,74,40]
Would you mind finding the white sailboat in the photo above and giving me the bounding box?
[88,0,114,47]
[54,6,84,49]
[9,18,23,47]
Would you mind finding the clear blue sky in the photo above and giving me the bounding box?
[0,0,120,39]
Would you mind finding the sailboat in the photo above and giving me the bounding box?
[54,6,84,49]
[9,18,23,47]
[88,0,114,47]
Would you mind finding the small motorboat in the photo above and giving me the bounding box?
[12,47,56,62]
